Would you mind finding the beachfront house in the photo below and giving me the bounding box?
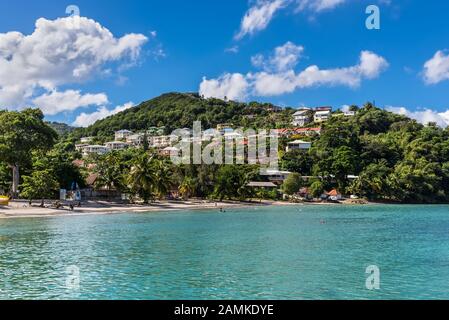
[115,130,134,141]
[82,145,110,157]
[292,108,312,127]
[247,182,277,189]
[262,169,292,185]
[286,140,312,152]
[105,141,129,151]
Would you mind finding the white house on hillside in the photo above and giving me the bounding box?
[115,130,134,141]
[292,108,312,127]
[314,110,331,123]
[286,140,312,152]
[105,141,129,151]
[126,133,145,147]
[82,145,110,157]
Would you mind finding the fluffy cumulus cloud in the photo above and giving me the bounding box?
[386,106,449,128]
[199,73,249,101]
[73,102,134,127]
[251,41,304,72]
[200,43,388,100]
[0,16,148,113]
[33,90,108,116]
[423,50,449,84]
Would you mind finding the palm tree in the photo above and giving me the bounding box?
[179,176,196,200]
[94,152,123,195]
[127,153,156,204]
[153,160,173,199]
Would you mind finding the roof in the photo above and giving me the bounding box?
[293,110,310,116]
[85,145,108,148]
[86,173,98,186]
[72,159,85,167]
[326,189,341,196]
[288,140,311,145]
[247,182,277,188]
[315,110,331,115]
[274,128,321,135]
[116,130,133,133]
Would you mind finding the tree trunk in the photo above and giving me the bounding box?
[11,164,19,199]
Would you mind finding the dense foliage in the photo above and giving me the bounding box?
[280,103,449,203]
[68,92,294,142]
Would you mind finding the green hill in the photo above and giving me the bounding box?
[46,121,76,136]
[70,92,294,141]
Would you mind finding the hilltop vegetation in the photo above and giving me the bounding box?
[68,92,294,142]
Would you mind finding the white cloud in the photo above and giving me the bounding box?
[200,45,388,100]
[0,16,148,113]
[33,90,108,116]
[225,46,240,54]
[235,0,287,40]
[199,73,249,101]
[235,0,351,39]
[251,41,304,72]
[423,50,449,84]
[296,0,347,12]
[73,102,134,127]
[386,106,449,128]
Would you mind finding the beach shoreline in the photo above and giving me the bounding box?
[0,199,302,220]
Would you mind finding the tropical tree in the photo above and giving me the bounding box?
[94,152,125,192]
[153,159,173,199]
[127,153,156,203]
[310,180,325,199]
[213,165,255,201]
[179,176,197,200]
[0,109,57,197]
[282,173,303,195]
[21,170,59,203]
[349,160,393,200]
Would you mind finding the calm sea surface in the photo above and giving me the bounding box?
[1,204,449,300]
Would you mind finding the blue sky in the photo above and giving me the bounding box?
[1,0,449,126]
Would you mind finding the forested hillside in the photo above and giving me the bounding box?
[69,92,295,141]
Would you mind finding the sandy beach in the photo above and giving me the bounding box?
[0,199,297,219]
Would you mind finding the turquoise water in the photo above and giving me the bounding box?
[1,205,449,300]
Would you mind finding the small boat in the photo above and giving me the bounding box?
[0,196,9,206]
